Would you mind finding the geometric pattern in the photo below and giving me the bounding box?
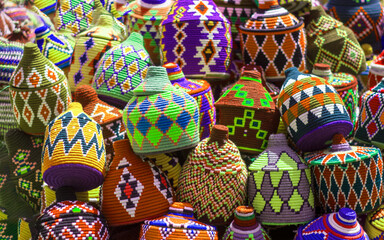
[34,0,57,15]
[368,51,384,90]
[161,0,232,78]
[365,204,384,240]
[140,202,217,239]
[124,77,200,154]
[355,88,384,148]
[126,0,173,65]
[248,134,315,225]
[239,2,306,81]
[278,74,352,144]
[149,161,174,205]
[94,32,151,108]
[177,137,248,225]
[306,146,383,213]
[306,12,366,75]
[35,200,109,239]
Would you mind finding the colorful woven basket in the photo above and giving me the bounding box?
[177,125,248,226]
[277,67,353,152]
[312,63,359,134]
[305,134,383,214]
[139,202,218,239]
[213,0,257,50]
[75,85,126,167]
[9,42,72,135]
[94,32,151,109]
[295,208,369,239]
[42,102,106,192]
[223,206,271,240]
[239,0,306,84]
[326,0,384,51]
[4,128,44,212]
[248,133,315,225]
[143,152,181,189]
[123,66,200,155]
[355,80,384,148]
[305,6,366,76]
[35,24,75,70]
[365,204,384,239]
[215,66,280,155]
[368,50,384,90]
[278,0,312,16]
[125,0,173,65]
[35,199,109,239]
[34,0,57,15]
[164,62,216,140]
[68,14,122,92]
[160,0,232,80]
[101,139,174,226]
[0,10,14,36]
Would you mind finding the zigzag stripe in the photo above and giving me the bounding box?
[44,128,105,160]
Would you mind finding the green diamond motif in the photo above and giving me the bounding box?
[245,110,254,119]
[275,153,298,171]
[133,130,145,148]
[249,120,261,129]
[260,98,271,108]
[145,126,163,147]
[270,190,283,213]
[252,191,265,214]
[227,126,235,135]
[243,98,254,106]
[288,189,304,212]
[72,207,81,213]
[256,130,268,139]
[270,172,283,187]
[167,124,182,144]
[234,117,245,127]
[235,90,247,98]
[253,171,264,189]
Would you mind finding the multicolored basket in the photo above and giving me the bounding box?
[177,125,248,226]
[305,134,383,214]
[35,199,109,239]
[278,0,312,16]
[33,0,57,15]
[35,24,75,70]
[68,14,122,92]
[312,63,359,134]
[239,0,306,84]
[368,50,384,90]
[125,0,173,65]
[164,62,216,140]
[143,152,181,189]
[101,139,174,226]
[139,202,218,239]
[9,42,72,135]
[75,85,126,167]
[365,204,384,239]
[123,66,200,155]
[355,80,384,148]
[295,208,369,239]
[42,102,106,192]
[160,0,233,80]
[277,67,353,152]
[94,32,152,109]
[215,66,280,154]
[326,0,384,51]
[223,206,271,240]
[248,133,315,226]
[305,6,366,76]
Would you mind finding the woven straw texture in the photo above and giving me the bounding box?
[326,0,384,50]
[215,67,280,154]
[305,134,383,214]
[68,14,122,92]
[239,0,306,83]
[278,0,312,16]
[277,67,352,152]
[75,85,126,167]
[34,0,57,15]
[248,133,315,225]
[42,102,106,192]
[177,125,248,226]
[223,206,271,240]
[35,200,109,239]
[101,139,174,226]
[140,202,218,239]
[18,218,31,240]
[143,152,181,189]
[126,0,174,65]
[5,129,44,212]
[365,204,384,240]
[161,0,232,80]
[0,11,14,36]
[35,25,75,70]
[123,66,200,155]
[164,62,216,140]
[94,32,151,109]
[306,6,366,76]
[368,50,384,90]
[295,208,369,239]
[0,38,23,82]
[355,81,384,148]
[9,42,71,135]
